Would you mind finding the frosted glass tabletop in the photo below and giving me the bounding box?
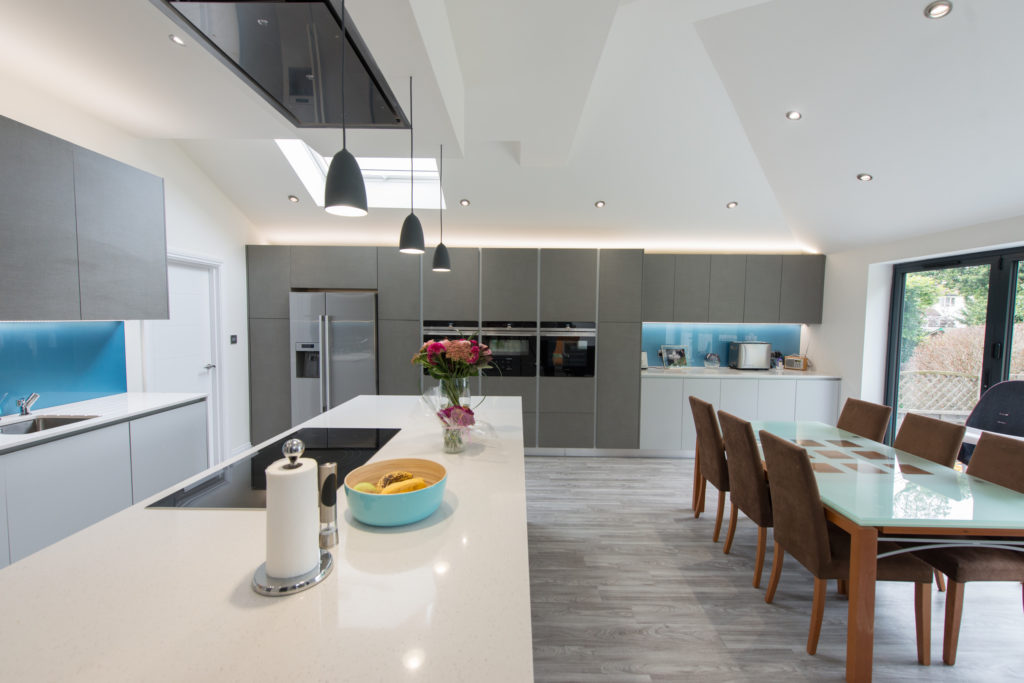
[752,421,1024,531]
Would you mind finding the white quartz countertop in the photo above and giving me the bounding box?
[643,366,840,380]
[0,395,533,682]
[0,392,207,455]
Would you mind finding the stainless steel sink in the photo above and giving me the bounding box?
[0,415,98,435]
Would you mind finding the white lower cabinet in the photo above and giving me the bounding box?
[680,379,721,450]
[719,378,758,421]
[0,458,9,568]
[6,423,132,563]
[795,380,841,423]
[129,401,208,503]
[639,378,684,450]
[756,379,797,422]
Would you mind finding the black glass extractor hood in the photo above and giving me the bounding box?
[154,1,408,129]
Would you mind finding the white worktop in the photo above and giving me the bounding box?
[0,392,207,455]
[643,366,840,380]
[0,395,533,682]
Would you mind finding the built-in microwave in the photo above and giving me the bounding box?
[480,322,537,377]
[539,322,596,377]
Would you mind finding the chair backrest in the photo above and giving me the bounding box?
[965,432,1024,494]
[759,430,831,576]
[836,398,892,442]
[689,396,728,491]
[893,412,965,468]
[718,410,772,527]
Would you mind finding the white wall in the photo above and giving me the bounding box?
[1,71,258,455]
[807,214,1024,406]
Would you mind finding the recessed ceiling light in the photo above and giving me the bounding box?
[785,111,802,120]
[459,199,470,207]
[594,200,606,208]
[924,1,952,19]
[169,34,185,46]
[288,195,299,203]
[726,201,738,209]
[857,173,873,181]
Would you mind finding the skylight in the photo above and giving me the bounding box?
[275,139,444,210]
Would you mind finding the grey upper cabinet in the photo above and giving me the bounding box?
[540,249,597,321]
[674,255,711,322]
[743,255,782,323]
[482,249,538,321]
[708,255,745,322]
[423,247,479,321]
[780,254,826,324]
[641,254,674,322]
[246,245,291,319]
[377,248,420,321]
[74,147,168,320]
[598,250,643,323]
[0,116,80,320]
[596,322,641,448]
[378,320,422,395]
[290,246,377,290]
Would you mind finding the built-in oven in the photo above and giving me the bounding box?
[422,321,481,376]
[479,322,537,377]
[539,322,596,377]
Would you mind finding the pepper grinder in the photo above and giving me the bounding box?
[318,462,339,548]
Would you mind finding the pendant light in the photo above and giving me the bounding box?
[324,0,368,217]
[398,76,425,253]
[432,143,451,272]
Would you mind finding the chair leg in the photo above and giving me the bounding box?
[943,580,965,666]
[712,491,726,542]
[934,569,946,592]
[753,526,767,588]
[723,502,738,554]
[915,581,931,666]
[692,442,705,517]
[837,579,848,596]
[765,542,784,604]
[808,577,827,655]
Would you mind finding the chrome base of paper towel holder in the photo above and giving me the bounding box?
[252,550,333,597]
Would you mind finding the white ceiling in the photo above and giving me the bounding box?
[2,0,1022,254]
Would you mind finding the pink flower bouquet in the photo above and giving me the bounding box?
[412,336,493,408]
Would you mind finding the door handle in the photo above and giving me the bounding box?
[204,363,216,370]
[992,342,1002,360]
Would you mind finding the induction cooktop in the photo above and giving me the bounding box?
[148,427,400,509]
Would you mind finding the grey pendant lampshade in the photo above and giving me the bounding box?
[431,143,450,272]
[432,242,451,272]
[324,0,367,217]
[324,148,367,216]
[399,213,425,253]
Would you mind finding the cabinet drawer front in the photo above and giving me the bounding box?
[129,401,208,503]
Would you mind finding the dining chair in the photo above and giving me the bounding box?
[911,432,1024,665]
[957,380,1024,464]
[717,410,773,588]
[836,397,892,442]
[689,396,729,542]
[760,430,933,662]
[892,412,966,469]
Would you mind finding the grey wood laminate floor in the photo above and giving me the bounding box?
[526,455,1024,682]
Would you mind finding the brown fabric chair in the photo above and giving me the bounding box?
[689,396,729,542]
[912,432,1024,665]
[836,398,892,442]
[718,410,773,587]
[760,430,933,662]
[893,413,966,468]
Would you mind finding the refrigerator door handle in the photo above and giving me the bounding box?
[323,314,332,411]
[318,315,328,412]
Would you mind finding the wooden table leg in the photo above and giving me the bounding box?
[845,524,878,683]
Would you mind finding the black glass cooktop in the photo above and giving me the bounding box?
[148,427,399,509]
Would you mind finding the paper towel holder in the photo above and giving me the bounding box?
[252,549,334,597]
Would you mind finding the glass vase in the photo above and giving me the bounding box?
[442,426,466,453]
[439,377,470,409]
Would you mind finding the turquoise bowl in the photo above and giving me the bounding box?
[343,458,447,527]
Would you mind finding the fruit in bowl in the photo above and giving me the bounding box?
[344,458,447,527]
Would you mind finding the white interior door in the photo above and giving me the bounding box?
[142,260,220,466]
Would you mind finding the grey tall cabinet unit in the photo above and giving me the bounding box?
[596,250,642,449]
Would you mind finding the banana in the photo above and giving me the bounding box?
[377,470,414,489]
[380,477,427,494]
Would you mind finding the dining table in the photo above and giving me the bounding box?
[736,421,1024,683]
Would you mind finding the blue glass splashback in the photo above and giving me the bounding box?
[0,322,126,416]
[642,323,801,367]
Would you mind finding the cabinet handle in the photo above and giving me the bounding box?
[204,363,216,370]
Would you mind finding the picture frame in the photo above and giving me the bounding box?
[659,344,688,368]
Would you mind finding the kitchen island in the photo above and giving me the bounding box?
[0,395,533,682]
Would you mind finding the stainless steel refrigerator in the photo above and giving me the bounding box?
[289,291,377,425]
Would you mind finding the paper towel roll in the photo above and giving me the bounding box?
[265,457,320,579]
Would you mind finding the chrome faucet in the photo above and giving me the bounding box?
[17,393,39,415]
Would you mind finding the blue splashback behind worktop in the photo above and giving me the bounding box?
[0,322,126,417]
[642,323,802,367]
